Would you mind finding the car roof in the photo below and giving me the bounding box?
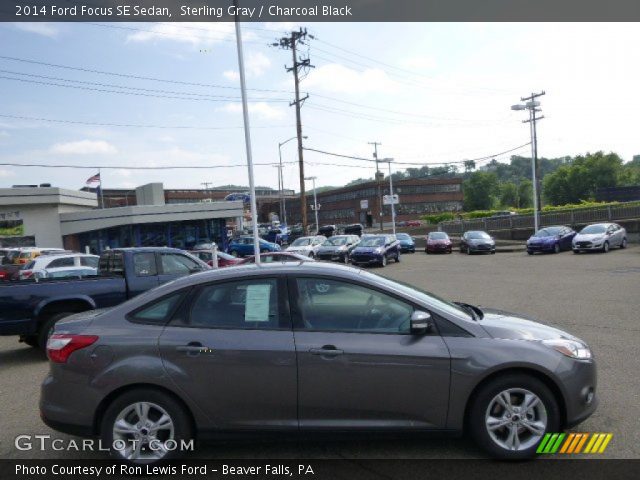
[110,247,186,253]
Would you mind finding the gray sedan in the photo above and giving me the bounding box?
[41,262,597,462]
[572,222,627,253]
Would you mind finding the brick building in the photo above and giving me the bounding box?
[276,177,464,227]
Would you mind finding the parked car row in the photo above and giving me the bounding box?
[526,223,627,255]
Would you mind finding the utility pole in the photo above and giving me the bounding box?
[273,164,283,222]
[368,141,383,231]
[275,29,313,233]
[512,91,545,232]
[305,176,319,234]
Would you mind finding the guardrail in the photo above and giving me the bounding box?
[438,202,640,235]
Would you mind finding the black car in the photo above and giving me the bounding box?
[318,225,337,238]
[350,234,401,267]
[460,231,496,255]
[316,235,361,263]
[343,223,364,237]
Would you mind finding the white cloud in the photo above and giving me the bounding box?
[220,102,286,120]
[126,22,235,46]
[223,70,240,81]
[304,63,397,94]
[49,140,117,155]
[245,52,271,77]
[13,22,59,38]
[400,55,437,71]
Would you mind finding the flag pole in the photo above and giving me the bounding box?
[98,168,104,209]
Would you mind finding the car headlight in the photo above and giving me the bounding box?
[375,247,384,254]
[542,338,592,359]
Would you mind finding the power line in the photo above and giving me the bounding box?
[303,143,532,166]
[0,113,294,131]
[0,74,288,103]
[0,55,293,94]
[0,69,288,102]
[0,160,299,170]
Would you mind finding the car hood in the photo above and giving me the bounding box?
[428,239,450,244]
[468,238,494,244]
[478,307,578,341]
[317,246,345,253]
[574,233,605,242]
[352,246,382,254]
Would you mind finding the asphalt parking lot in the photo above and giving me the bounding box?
[1,246,639,460]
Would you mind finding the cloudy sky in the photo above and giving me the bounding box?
[0,22,638,192]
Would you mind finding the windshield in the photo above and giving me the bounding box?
[291,238,312,246]
[324,237,348,246]
[534,227,561,237]
[396,233,410,240]
[359,237,385,247]
[361,271,473,321]
[428,232,448,240]
[467,231,490,239]
[19,251,34,259]
[580,225,606,234]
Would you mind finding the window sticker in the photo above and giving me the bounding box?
[244,284,272,322]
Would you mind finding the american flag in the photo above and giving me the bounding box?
[85,172,101,184]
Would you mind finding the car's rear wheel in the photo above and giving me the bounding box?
[620,238,627,249]
[101,389,193,464]
[469,374,560,459]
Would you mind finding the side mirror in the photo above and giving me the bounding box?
[410,311,433,334]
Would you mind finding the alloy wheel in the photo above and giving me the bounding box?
[485,388,547,452]
[112,401,175,461]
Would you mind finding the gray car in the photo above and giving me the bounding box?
[572,222,627,253]
[41,262,597,463]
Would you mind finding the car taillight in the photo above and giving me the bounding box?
[47,334,98,363]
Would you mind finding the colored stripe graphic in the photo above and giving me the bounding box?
[537,433,612,454]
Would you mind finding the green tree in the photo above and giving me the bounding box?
[463,172,499,211]
[517,180,533,208]
[499,182,518,208]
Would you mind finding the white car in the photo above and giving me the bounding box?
[285,235,327,258]
[19,253,99,280]
[572,222,627,253]
[33,267,97,280]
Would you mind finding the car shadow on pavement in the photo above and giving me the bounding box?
[0,344,46,366]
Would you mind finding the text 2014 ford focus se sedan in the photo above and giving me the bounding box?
[41,262,596,463]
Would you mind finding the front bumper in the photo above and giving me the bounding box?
[559,357,598,428]
[351,254,383,265]
[468,244,495,253]
[573,241,603,251]
[426,244,451,253]
[527,242,555,252]
[317,252,348,262]
[399,244,415,253]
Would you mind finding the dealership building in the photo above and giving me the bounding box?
[0,183,243,253]
[277,176,464,227]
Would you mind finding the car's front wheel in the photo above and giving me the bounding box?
[602,241,609,253]
[553,243,560,254]
[101,388,193,464]
[380,255,387,267]
[620,238,627,249]
[469,374,560,459]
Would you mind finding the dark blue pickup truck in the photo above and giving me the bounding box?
[0,247,209,349]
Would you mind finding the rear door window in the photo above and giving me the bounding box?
[47,257,75,268]
[133,252,158,277]
[160,253,200,275]
[128,291,186,324]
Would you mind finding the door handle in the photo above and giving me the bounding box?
[309,345,344,357]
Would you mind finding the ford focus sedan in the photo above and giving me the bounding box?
[572,223,627,253]
[41,263,596,463]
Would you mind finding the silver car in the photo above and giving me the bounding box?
[572,222,627,253]
[41,263,597,463]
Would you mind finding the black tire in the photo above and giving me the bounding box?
[101,388,193,464]
[425,250,430,254]
[573,250,580,254]
[468,374,560,460]
[553,243,560,254]
[602,241,609,253]
[22,335,38,348]
[37,312,74,350]
[620,238,627,249]
[308,252,315,259]
[380,255,387,267]
[527,250,533,255]
[396,251,401,263]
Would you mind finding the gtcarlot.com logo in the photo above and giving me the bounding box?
[537,433,613,454]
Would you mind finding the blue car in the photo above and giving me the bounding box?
[227,236,281,257]
[350,234,401,267]
[526,225,576,255]
[395,232,416,253]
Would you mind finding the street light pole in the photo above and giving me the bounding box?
[233,4,260,264]
[382,158,396,236]
[511,91,545,233]
[305,176,319,234]
[278,135,307,227]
